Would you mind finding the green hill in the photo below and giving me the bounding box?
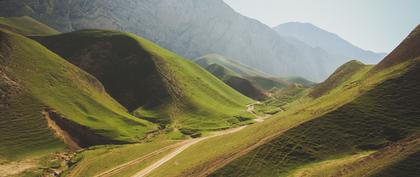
[0,16,59,35]
[205,64,266,100]
[33,30,254,132]
[0,29,157,160]
[195,54,290,91]
[374,24,420,71]
[310,60,369,98]
[210,26,420,177]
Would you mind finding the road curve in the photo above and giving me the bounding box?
[131,126,246,177]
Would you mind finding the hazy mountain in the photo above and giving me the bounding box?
[274,22,387,64]
[0,0,347,82]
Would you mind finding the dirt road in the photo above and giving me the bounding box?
[131,126,246,177]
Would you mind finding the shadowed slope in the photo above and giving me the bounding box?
[34,30,253,131]
[0,29,156,159]
[196,54,290,91]
[206,64,267,100]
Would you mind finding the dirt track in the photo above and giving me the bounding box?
[92,103,264,177]
[131,126,246,177]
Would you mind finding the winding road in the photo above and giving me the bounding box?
[94,103,267,177]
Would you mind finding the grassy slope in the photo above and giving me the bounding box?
[210,27,420,176]
[195,54,290,90]
[195,54,272,78]
[64,141,176,177]
[34,30,253,132]
[310,60,367,98]
[206,64,266,100]
[0,29,156,160]
[145,56,408,177]
[0,16,59,35]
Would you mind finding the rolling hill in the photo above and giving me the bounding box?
[0,29,157,160]
[205,64,267,100]
[33,30,254,132]
[195,54,291,91]
[0,16,58,36]
[210,25,420,177]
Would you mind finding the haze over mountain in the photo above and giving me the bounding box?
[0,0,375,82]
[274,22,387,64]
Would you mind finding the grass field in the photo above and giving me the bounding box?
[34,30,254,132]
[0,29,157,160]
[64,140,177,177]
[143,55,413,177]
[211,59,420,176]
[0,16,58,35]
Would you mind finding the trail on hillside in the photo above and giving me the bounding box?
[131,126,246,177]
[93,103,263,177]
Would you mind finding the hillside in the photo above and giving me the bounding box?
[210,26,420,177]
[196,54,272,78]
[195,54,290,90]
[374,24,420,70]
[205,64,266,100]
[33,30,253,132]
[0,29,157,160]
[0,0,350,82]
[310,60,369,98]
[0,16,58,35]
[274,22,386,64]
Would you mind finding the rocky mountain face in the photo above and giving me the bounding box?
[274,22,387,64]
[0,0,351,81]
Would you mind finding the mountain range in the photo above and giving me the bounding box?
[0,0,385,82]
[0,2,418,177]
[274,22,387,64]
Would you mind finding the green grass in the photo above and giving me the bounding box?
[0,16,59,36]
[144,56,413,177]
[195,53,272,78]
[204,64,267,100]
[254,86,308,115]
[34,30,254,132]
[64,141,176,177]
[310,60,367,98]
[211,59,420,176]
[287,151,375,177]
[195,53,290,91]
[0,29,157,160]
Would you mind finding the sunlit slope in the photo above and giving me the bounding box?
[374,24,420,70]
[0,29,156,159]
[0,16,59,35]
[34,30,253,131]
[211,26,420,177]
[310,60,368,98]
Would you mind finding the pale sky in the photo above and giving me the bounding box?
[223,0,420,53]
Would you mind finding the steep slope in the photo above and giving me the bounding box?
[0,0,344,81]
[310,60,369,98]
[205,64,266,100]
[0,16,59,35]
[210,26,420,177]
[374,24,420,70]
[33,30,253,131]
[195,54,290,90]
[274,22,386,64]
[0,29,157,159]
